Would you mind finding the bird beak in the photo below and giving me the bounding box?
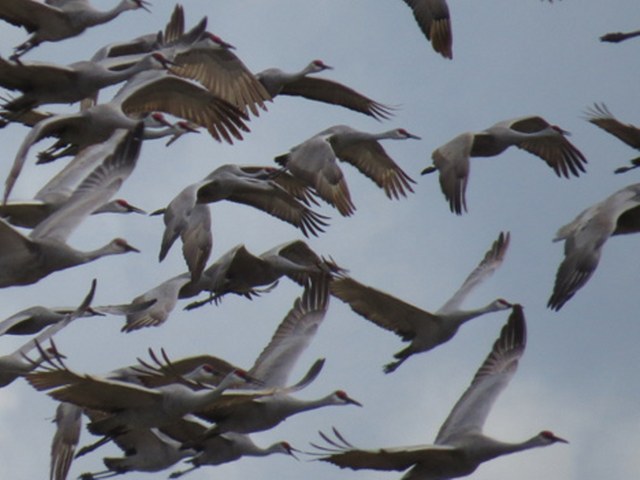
[421,165,437,175]
[125,244,141,253]
[287,446,302,460]
[346,395,363,407]
[553,435,569,444]
[149,207,166,216]
[85,307,106,317]
[406,132,421,140]
[127,204,146,215]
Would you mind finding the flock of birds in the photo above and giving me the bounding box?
[0,1,638,480]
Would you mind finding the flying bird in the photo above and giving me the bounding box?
[331,232,511,372]
[310,306,568,479]
[585,103,640,174]
[548,182,640,310]
[275,125,419,216]
[0,0,151,61]
[256,60,394,120]
[0,126,143,287]
[600,29,640,43]
[422,115,587,214]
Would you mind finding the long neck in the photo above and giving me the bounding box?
[441,302,502,327]
[81,1,132,28]
[473,435,551,463]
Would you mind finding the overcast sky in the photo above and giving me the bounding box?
[1,1,639,479]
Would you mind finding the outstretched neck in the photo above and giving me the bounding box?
[82,1,134,28]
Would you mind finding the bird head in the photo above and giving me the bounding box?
[539,430,569,445]
[396,128,421,140]
[310,60,333,72]
[114,199,146,214]
[334,390,362,407]
[112,238,140,253]
[204,32,236,50]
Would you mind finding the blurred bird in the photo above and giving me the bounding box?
[585,103,640,174]
[310,306,568,479]
[600,29,640,43]
[422,115,587,214]
[4,69,249,201]
[256,60,393,120]
[0,52,173,111]
[0,0,151,61]
[0,126,142,287]
[548,183,640,310]
[0,278,95,387]
[331,232,511,372]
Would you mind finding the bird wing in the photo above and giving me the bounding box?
[585,103,640,150]
[279,135,355,216]
[30,124,143,243]
[435,305,526,444]
[402,0,453,59]
[431,132,472,215]
[331,137,415,200]
[115,70,250,144]
[249,277,330,387]
[197,176,328,237]
[280,76,393,120]
[0,0,66,33]
[171,44,271,115]
[438,232,510,314]
[49,402,82,480]
[180,204,212,282]
[508,116,587,178]
[330,276,439,342]
[4,112,87,203]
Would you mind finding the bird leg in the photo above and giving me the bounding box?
[75,435,113,457]
[168,465,199,479]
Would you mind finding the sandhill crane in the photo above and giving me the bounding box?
[600,29,640,43]
[0,109,197,164]
[120,274,192,332]
[256,60,393,120]
[27,358,253,437]
[275,126,419,216]
[166,426,297,479]
[4,69,250,202]
[331,232,512,373]
[195,388,361,437]
[0,0,150,61]
[0,52,173,111]
[0,279,95,387]
[401,0,453,59]
[548,183,640,310]
[154,164,328,278]
[310,306,568,478]
[0,126,142,287]
[0,123,153,228]
[421,116,587,214]
[585,103,640,174]
[76,424,196,479]
[183,240,342,310]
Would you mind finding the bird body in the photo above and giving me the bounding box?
[423,116,587,214]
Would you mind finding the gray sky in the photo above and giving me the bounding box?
[1,1,639,479]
